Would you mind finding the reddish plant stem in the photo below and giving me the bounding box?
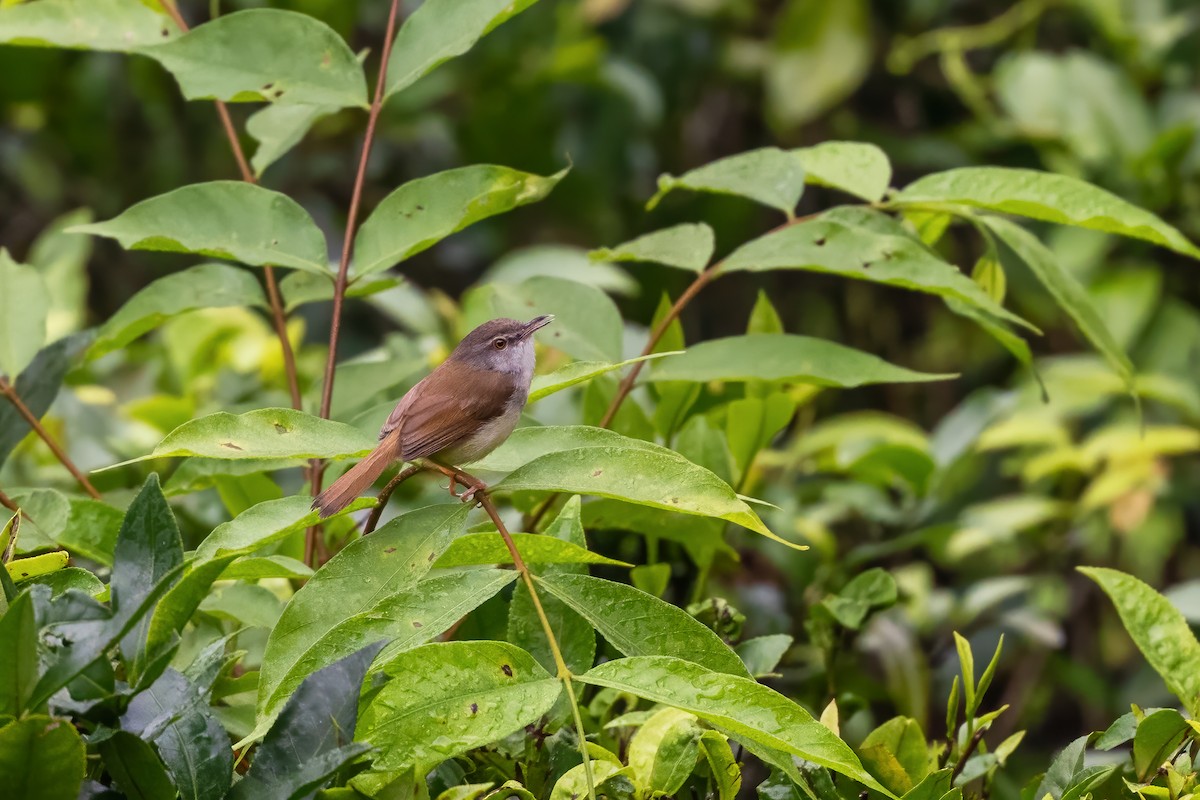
[949,724,988,782]
[306,0,403,567]
[160,1,302,411]
[0,377,101,500]
[362,464,425,534]
[0,487,20,516]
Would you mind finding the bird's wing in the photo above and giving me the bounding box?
[379,361,514,461]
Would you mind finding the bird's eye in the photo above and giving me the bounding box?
[492,337,507,350]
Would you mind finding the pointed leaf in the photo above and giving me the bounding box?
[528,354,679,403]
[579,656,893,796]
[98,731,176,800]
[248,102,338,177]
[70,182,330,274]
[590,223,715,273]
[140,9,367,107]
[0,0,175,52]
[0,249,50,379]
[793,141,891,202]
[536,572,751,678]
[90,263,266,359]
[0,333,90,468]
[385,0,541,98]
[354,165,565,277]
[435,532,629,568]
[895,167,1200,258]
[196,495,374,561]
[649,148,805,216]
[628,707,703,796]
[0,591,36,718]
[358,641,561,770]
[646,334,954,387]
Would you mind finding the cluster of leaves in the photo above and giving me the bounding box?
[4,2,1200,800]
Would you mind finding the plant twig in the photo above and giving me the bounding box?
[445,465,597,800]
[158,0,302,411]
[949,724,989,783]
[362,464,425,534]
[306,0,403,566]
[0,377,101,499]
[0,487,20,517]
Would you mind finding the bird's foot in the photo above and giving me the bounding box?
[457,476,488,505]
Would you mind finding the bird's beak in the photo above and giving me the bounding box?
[522,315,554,337]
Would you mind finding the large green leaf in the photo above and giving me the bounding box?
[984,216,1133,389]
[358,641,562,770]
[628,707,704,797]
[0,333,91,468]
[528,354,678,403]
[645,334,953,387]
[434,532,630,568]
[257,504,475,722]
[70,182,330,274]
[111,474,184,682]
[536,572,751,678]
[140,9,367,107]
[0,715,86,800]
[895,167,1200,258]
[590,223,715,273]
[1080,567,1200,715]
[0,249,50,379]
[355,165,566,277]
[385,0,541,98]
[91,263,266,359]
[464,276,623,362]
[111,408,377,467]
[793,141,891,202]
[98,731,176,800]
[0,0,175,52]
[581,657,892,796]
[648,148,806,217]
[478,426,790,545]
[720,213,1032,332]
[195,495,374,561]
[0,591,36,718]
[232,643,383,800]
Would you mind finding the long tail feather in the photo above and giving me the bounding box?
[312,439,399,519]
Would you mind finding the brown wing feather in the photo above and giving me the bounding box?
[378,362,514,461]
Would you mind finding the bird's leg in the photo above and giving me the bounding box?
[428,460,488,504]
[426,461,466,498]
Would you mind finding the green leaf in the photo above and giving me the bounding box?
[896,167,1200,258]
[646,334,954,387]
[1132,708,1189,781]
[91,263,266,359]
[767,0,870,129]
[0,249,50,379]
[279,270,401,313]
[70,181,330,274]
[528,353,679,403]
[55,498,123,565]
[435,532,629,568]
[0,591,36,718]
[726,393,797,480]
[111,474,184,682]
[720,213,1033,333]
[140,9,367,107]
[16,567,104,599]
[1080,566,1200,715]
[793,141,891,202]
[747,290,785,335]
[736,635,793,679]
[354,165,566,277]
[482,426,788,545]
[0,715,85,800]
[385,0,541,98]
[629,707,703,797]
[0,0,175,52]
[507,496,596,675]
[358,641,562,771]
[952,633,975,718]
[232,642,383,800]
[648,148,806,217]
[700,730,742,800]
[971,250,1006,305]
[0,333,91,468]
[256,504,478,723]
[985,217,1132,391]
[5,551,68,582]
[536,572,752,678]
[858,717,932,795]
[247,103,338,178]
[98,731,176,800]
[113,408,377,467]
[195,495,373,561]
[464,276,623,362]
[590,223,715,273]
[579,656,893,796]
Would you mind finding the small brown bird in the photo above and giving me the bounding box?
[313,316,554,518]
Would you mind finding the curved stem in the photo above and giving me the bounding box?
[0,377,100,499]
[363,464,424,534]
[159,1,302,410]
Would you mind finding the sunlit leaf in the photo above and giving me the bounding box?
[590,223,715,273]
[0,0,175,52]
[648,148,805,217]
[434,532,630,568]
[528,353,679,403]
[793,141,891,202]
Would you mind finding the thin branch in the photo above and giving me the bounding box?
[0,487,21,517]
[159,1,302,410]
[363,464,425,534]
[307,0,403,566]
[949,724,989,783]
[0,377,101,500]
